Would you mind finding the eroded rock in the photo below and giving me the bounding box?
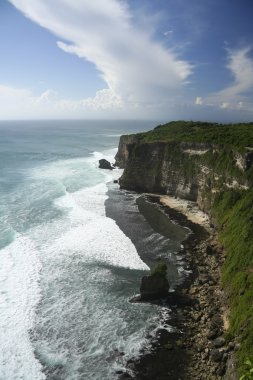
[99,159,114,170]
[140,262,169,300]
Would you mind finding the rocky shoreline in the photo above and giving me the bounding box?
[118,195,237,380]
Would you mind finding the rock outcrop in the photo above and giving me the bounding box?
[99,159,114,170]
[114,134,141,168]
[115,134,251,213]
[140,262,169,300]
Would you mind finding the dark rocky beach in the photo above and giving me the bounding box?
[107,186,234,380]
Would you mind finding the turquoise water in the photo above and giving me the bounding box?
[0,120,186,380]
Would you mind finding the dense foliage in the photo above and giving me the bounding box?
[240,358,253,380]
[213,189,253,375]
[137,121,253,150]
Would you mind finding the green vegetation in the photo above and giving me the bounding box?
[240,358,253,380]
[124,121,253,189]
[212,189,253,374]
[136,121,253,150]
[151,262,167,277]
[196,148,253,187]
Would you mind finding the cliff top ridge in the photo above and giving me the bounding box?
[127,121,253,150]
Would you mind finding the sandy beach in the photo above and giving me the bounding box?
[158,195,211,231]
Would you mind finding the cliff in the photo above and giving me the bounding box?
[116,121,253,213]
[115,121,253,378]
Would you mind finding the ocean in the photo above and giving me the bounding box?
[0,120,188,380]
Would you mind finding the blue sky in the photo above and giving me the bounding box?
[1,0,253,121]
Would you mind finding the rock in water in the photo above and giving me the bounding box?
[99,159,114,170]
[140,262,169,300]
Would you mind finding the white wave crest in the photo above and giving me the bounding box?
[51,183,148,270]
[0,235,45,380]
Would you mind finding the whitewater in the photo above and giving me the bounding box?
[0,120,189,380]
[0,120,160,380]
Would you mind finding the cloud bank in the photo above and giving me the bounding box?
[9,0,192,112]
[216,47,253,101]
[198,47,253,111]
[4,1,253,120]
[0,84,126,119]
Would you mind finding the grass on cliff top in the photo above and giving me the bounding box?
[137,121,253,149]
[212,189,253,374]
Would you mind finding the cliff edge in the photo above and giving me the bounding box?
[115,121,253,379]
[116,121,253,213]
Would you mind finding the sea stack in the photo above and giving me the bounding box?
[99,159,114,170]
[140,262,169,300]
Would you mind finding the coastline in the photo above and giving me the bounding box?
[119,193,230,380]
[159,195,211,232]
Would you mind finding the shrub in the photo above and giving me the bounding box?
[151,262,167,277]
[240,358,253,380]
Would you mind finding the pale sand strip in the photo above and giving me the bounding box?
[155,195,211,231]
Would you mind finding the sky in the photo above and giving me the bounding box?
[1,0,253,121]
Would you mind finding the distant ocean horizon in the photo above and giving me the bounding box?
[0,120,187,380]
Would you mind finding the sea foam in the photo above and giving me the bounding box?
[0,235,45,380]
[51,183,149,270]
[29,148,148,270]
[0,148,149,379]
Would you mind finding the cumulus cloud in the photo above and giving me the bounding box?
[208,47,253,109]
[195,96,203,105]
[36,89,58,104]
[0,85,124,119]
[9,0,192,110]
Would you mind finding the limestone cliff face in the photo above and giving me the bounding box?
[234,149,253,171]
[115,135,251,213]
[114,134,141,168]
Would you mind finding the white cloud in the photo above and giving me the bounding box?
[220,102,230,109]
[208,47,253,109]
[9,0,192,112]
[36,89,58,104]
[238,101,244,109]
[0,85,124,119]
[225,47,253,95]
[164,30,173,36]
[195,96,203,105]
[80,89,123,110]
[0,85,31,100]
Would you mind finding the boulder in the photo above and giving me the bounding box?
[99,159,114,170]
[207,329,219,340]
[214,337,225,348]
[206,245,215,255]
[210,349,223,362]
[140,262,169,300]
